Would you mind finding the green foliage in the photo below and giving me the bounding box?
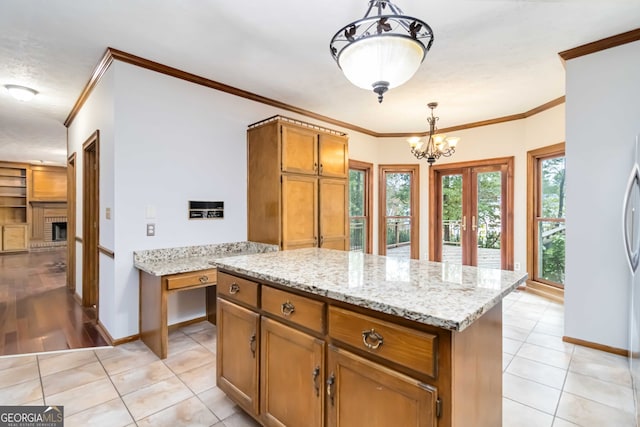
[349,170,364,217]
[386,173,411,216]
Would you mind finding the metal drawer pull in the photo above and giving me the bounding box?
[312,366,320,396]
[199,275,208,284]
[326,373,335,406]
[229,283,240,294]
[249,333,256,358]
[362,329,384,350]
[281,301,295,316]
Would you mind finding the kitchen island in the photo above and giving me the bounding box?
[212,248,527,427]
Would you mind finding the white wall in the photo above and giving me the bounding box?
[565,40,640,350]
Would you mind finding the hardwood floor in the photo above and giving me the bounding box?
[0,248,107,356]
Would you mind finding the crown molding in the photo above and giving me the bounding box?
[65,47,566,137]
[558,28,640,62]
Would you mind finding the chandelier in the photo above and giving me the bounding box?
[408,102,459,165]
[330,0,434,103]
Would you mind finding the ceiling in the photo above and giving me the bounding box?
[1,1,639,166]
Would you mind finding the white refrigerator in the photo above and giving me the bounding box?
[623,135,640,426]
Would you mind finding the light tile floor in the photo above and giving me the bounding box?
[0,290,635,426]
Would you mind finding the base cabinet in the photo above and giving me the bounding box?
[216,298,260,416]
[216,270,502,427]
[326,346,436,427]
[1,224,28,252]
[260,317,324,427]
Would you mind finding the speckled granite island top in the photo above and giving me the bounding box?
[212,247,527,332]
[133,241,279,276]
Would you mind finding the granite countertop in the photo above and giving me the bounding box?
[211,248,527,332]
[134,241,279,276]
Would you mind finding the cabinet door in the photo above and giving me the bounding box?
[260,317,324,427]
[319,179,348,250]
[326,346,437,427]
[216,298,260,416]
[282,175,318,249]
[2,224,28,252]
[282,125,318,175]
[319,134,348,178]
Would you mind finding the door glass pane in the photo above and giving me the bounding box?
[385,173,411,258]
[476,171,502,269]
[541,157,566,219]
[537,221,566,284]
[441,174,462,264]
[349,170,366,252]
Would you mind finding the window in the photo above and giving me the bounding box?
[349,160,373,253]
[378,164,419,259]
[527,143,566,288]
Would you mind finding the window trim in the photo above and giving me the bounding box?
[349,159,373,254]
[527,142,566,289]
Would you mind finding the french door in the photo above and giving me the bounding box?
[429,158,513,269]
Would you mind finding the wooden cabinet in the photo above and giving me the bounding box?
[248,116,349,250]
[326,346,437,427]
[29,165,67,201]
[1,224,28,252]
[216,272,444,427]
[0,163,28,253]
[217,297,260,417]
[260,317,324,427]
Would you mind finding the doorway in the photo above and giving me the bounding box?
[67,153,76,292]
[429,157,514,269]
[82,131,99,310]
[378,164,419,259]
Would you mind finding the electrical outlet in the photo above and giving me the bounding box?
[105,207,111,220]
[514,262,521,271]
[146,223,155,236]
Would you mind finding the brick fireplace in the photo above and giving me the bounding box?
[30,202,67,249]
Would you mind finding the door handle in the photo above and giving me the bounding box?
[472,215,477,232]
[461,216,466,232]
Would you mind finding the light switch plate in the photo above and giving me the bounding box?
[147,223,155,236]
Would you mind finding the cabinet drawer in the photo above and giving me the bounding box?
[328,306,437,378]
[262,286,325,333]
[217,271,259,308]
[164,269,217,290]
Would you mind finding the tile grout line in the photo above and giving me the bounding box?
[93,348,140,427]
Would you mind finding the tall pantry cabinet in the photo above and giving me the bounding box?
[247,116,349,251]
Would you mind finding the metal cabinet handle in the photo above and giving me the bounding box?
[362,329,384,350]
[319,163,323,174]
[312,366,320,397]
[314,162,318,172]
[199,275,208,284]
[320,236,324,246]
[281,301,295,316]
[249,333,256,358]
[229,283,240,294]
[326,373,335,406]
[314,236,318,247]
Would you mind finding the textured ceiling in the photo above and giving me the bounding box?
[1,0,639,165]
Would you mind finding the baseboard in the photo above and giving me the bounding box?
[168,316,209,332]
[525,280,564,303]
[563,335,629,357]
[73,292,82,305]
[96,320,139,347]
